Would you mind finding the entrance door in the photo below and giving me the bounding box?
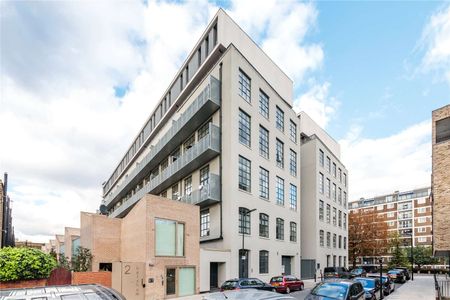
[239,249,249,278]
[166,268,176,296]
[210,263,219,288]
[282,256,292,275]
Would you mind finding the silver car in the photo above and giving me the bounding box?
[205,289,296,300]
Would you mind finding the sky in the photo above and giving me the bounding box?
[1,0,449,242]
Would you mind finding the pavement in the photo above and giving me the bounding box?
[385,274,435,300]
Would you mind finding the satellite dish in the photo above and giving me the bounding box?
[99,204,108,215]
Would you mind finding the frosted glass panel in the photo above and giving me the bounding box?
[176,223,184,256]
[178,267,195,296]
[155,219,176,256]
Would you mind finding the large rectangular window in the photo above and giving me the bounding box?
[289,120,297,143]
[259,126,269,159]
[276,106,284,131]
[259,213,269,238]
[276,139,284,168]
[320,230,324,247]
[332,183,336,201]
[239,207,251,235]
[290,222,297,242]
[319,173,324,194]
[155,219,184,256]
[319,149,324,167]
[338,210,342,227]
[333,234,337,248]
[172,182,180,200]
[326,178,331,198]
[200,165,209,186]
[289,149,297,176]
[238,156,251,192]
[200,209,210,237]
[319,200,324,221]
[238,69,251,102]
[326,156,331,173]
[276,218,284,240]
[259,90,269,119]
[259,167,269,199]
[259,250,269,274]
[184,176,192,199]
[326,204,331,223]
[333,207,337,226]
[289,184,297,210]
[276,176,285,205]
[338,188,342,205]
[326,232,331,247]
[239,109,251,147]
[436,117,450,143]
[333,163,337,178]
[198,120,211,140]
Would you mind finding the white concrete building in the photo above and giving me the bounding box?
[299,112,349,279]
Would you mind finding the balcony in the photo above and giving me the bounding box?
[179,173,220,207]
[109,124,220,218]
[103,76,220,206]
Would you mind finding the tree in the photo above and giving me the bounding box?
[71,246,93,272]
[409,246,438,270]
[388,232,408,268]
[58,255,71,270]
[349,208,389,267]
[0,247,57,281]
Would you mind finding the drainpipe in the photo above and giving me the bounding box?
[219,62,223,240]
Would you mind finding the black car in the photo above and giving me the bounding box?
[394,267,411,280]
[351,268,367,277]
[387,269,406,283]
[367,274,395,295]
[305,280,365,300]
[323,267,354,279]
[354,277,381,300]
[221,278,276,292]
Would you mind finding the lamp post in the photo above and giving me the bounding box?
[405,229,414,281]
[240,208,256,278]
[378,258,383,300]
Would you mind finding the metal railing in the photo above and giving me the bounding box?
[435,273,450,300]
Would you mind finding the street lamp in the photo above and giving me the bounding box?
[240,208,256,278]
[405,229,414,281]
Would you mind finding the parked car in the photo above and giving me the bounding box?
[351,268,367,277]
[354,277,382,300]
[305,280,365,300]
[269,275,304,293]
[206,289,296,300]
[387,269,406,283]
[394,267,411,280]
[220,278,276,292]
[367,274,395,295]
[323,267,354,279]
[0,284,125,300]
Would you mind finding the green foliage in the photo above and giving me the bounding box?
[0,247,57,282]
[58,255,71,270]
[388,232,408,268]
[409,246,439,269]
[71,246,93,272]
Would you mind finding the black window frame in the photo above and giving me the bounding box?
[238,109,251,147]
[259,213,269,238]
[238,155,251,192]
[276,218,284,240]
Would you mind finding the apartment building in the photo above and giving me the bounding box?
[432,104,450,258]
[101,9,301,292]
[349,187,432,264]
[299,112,349,278]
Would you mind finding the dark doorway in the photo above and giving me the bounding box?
[99,263,112,271]
[210,262,219,289]
[282,256,292,275]
[239,249,249,278]
[166,268,176,296]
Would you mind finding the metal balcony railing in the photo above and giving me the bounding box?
[179,173,220,207]
[104,76,220,207]
[109,124,220,218]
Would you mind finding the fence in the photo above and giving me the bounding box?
[435,273,450,300]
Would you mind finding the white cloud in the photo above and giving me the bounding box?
[341,120,431,201]
[420,4,450,84]
[0,0,322,242]
[293,82,339,128]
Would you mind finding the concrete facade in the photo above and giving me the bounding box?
[432,104,450,257]
[299,113,349,278]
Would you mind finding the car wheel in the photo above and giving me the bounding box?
[272,288,276,292]
[286,287,290,294]
[300,284,304,291]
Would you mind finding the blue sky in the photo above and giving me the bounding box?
[1,0,449,241]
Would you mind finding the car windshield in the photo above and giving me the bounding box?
[222,281,238,288]
[324,267,336,273]
[351,269,361,273]
[311,283,348,300]
[355,279,375,288]
[271,276,283,282]
[388,270,400,274]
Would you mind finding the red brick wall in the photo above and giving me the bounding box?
[0,279,47,289]
[72,272,111,287]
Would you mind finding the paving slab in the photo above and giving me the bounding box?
[386,275,435,300]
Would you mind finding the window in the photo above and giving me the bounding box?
[184,176,192,198]
[200,210,210,237]
[417,198,426,204]
[161,159,169,172]
[418,217,427,223]
[333,234,337,248]
[259,213,269,238]
[417,227,426,233]
[319,173,324,194]
[289,149,297,176]
[338,188,342,205]
[276,139,284,168]
[155,219,184,256]
[259,250,269,274]
[276,177,284,205]
[326,204,331,223]
[326,178,331,198]
[338,235,342,249]
[198,120,211,140]
[338,168,342,182]
[183,135,195,152]
[319,149,324,167]
[290,222,297,242]
[238,69,251,102]
[387,212,395,218]
[333,163,337,177]
[338,210,342,227]
[259,90,269,119]
[344,237,347,249]
[200,165,209,186]
[436,116,450,143]
[276,218,284,240]
[343,192,347,208]
[326,232,331,247]
[418,237,427,243]
[259,126,269,159]
[259,167,269,199]
[417,207,427,214]
[332,183,336,201]
[319,200,324,221]
[326,156,331,173]
[276,106,284,131]
[239,207,251,234]
[238,109,251,147]
[172,182,180,200]
[344,173,347,187]
[290,184,297,210]
[333,207,337,226]
[320,230,324,247]
[289,120,297,143]
[238,156,251,192]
